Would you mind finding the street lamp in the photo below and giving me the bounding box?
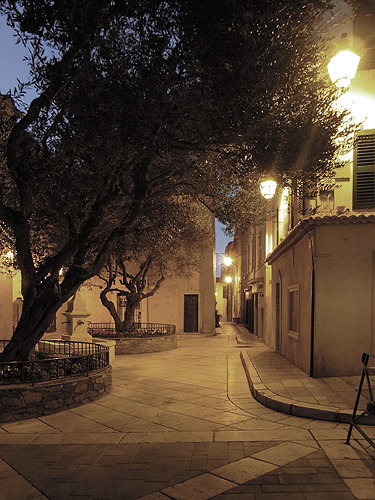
[224,276,232,283]
[260,179,277,199]
[327,33,360,88]
[328,50,360,88]
[223,256,233,267]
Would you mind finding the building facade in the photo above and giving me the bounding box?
[230,0,375,377]
[0,241,216,341]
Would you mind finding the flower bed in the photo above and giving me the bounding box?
[0,340,109,385]
[88,322,177,353]
[87,322,175,338]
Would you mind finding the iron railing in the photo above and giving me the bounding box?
[0,340,109,386]
[87,322,175,337]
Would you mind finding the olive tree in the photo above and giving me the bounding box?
[0,0,353,360]
[97,199,212,332]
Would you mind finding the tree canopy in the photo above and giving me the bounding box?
[0,0,355,360]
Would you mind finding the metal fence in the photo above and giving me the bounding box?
[87,322,176,337]
[0,340,109,386]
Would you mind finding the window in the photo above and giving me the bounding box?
[117,294,127,321]
[117,294,141,322]
[353,130,375,210]
[251,235,256,271]
[288,284,300,339]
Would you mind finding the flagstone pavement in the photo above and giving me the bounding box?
[0,323,374,500]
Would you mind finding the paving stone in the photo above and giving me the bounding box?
[343,478,375,500]
[0,327,375,500]
[251,442,316,467]
[261,483,354,493]
[0,475,46,500]
[139,481,169,497]
[213,456,278,483]
[207,458,229,469]
[279,473,343,485]
[302,493,356,499]
[253,494,305,499]
[111,478,145,500]
[190,455,208,470]
[162,472,235,500]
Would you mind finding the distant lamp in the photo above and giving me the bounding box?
[328,50,360,88]
[5,251,14,261]
[260,179,277,199]
[223,256,233,266]
[224,276,232,284]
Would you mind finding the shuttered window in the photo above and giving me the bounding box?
[353,130,375,210]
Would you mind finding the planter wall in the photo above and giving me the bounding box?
[108,334,177,355]
[0,365,112,423]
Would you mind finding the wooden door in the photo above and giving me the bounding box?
[184,294,198,332]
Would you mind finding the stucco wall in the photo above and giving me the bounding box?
[271,235,313,375]
[313,224,375,377]
[80,250,216,336]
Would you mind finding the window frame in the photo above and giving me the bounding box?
[288,284,300,340]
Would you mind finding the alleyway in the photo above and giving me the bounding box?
[0,323,374,499]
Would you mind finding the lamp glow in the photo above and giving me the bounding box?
[223,256,233,266]
[327,50,360,88]
[5,251,14,261]
[225,276,232,284]
[260,180,277,199]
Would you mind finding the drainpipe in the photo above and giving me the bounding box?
[301,221,315,378]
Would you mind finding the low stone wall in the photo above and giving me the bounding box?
[0,366,112,423]
[110,334,177,355]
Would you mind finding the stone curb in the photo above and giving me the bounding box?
[240,351,355,424]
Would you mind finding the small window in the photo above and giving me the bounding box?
[288,284,300,340]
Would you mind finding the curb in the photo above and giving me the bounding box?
[240,351,354,424]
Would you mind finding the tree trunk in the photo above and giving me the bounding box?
[120,299,139,333]
[0,298,61,361]
[0,277,82,362]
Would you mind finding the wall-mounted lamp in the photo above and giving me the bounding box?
[327,33,360,88]
[224,276,232,284]
[260,179,277,199]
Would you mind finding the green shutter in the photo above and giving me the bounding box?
[353,130,375,210]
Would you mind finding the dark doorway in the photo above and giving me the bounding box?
[184,294,198,332]
[245,297,254,333]
[275,282,281,353]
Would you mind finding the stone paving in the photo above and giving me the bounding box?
[0,323,374,500]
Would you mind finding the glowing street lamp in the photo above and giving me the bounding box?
[328,49,360,88]
[224,276,232,283]
[260,179,277,199]
[223,256,233,267]
[5,251,14,261]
